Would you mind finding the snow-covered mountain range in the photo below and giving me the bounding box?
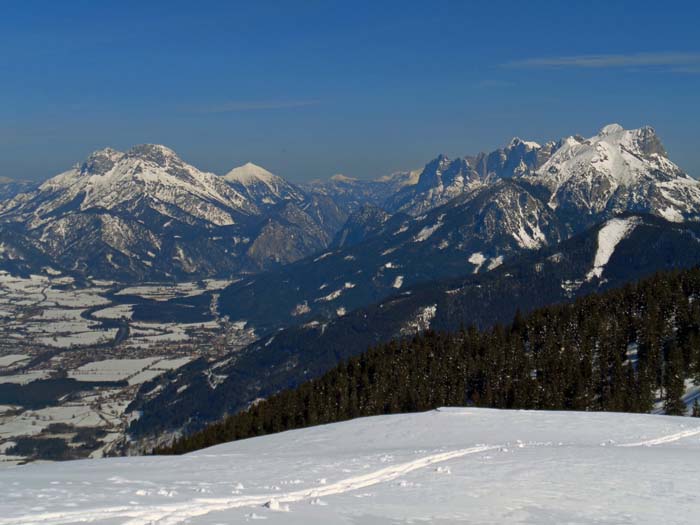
[207,125,699,333]
[3,408,699,524]
[525,124,700,220]
[3,123,700,465]
[388,124,700,219]
[0,148,345,279]
[0,124,696,282]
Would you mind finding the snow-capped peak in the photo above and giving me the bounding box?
[599,123,625,136]
[223,162,277,185]
[526,124,700,219]
[3,144,258,228]
[330,174,358,183]
[508,137,541,150]
[223,162,303,205]
[535,124,678,187]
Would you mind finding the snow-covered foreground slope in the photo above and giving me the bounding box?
[2,409,700,524]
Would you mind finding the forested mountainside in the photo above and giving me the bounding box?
[128,215,700,442]
[158,265,700,455]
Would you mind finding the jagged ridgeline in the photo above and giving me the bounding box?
[157,266,700,455]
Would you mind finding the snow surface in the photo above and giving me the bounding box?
[412,220,443,242]
[586,217,641,281]
[0,354,30,367]
[223,163,278,185]
[2,408,700,524]
[400,304,437,335]
[468,252,486,273]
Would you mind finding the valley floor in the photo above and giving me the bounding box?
[1,408,699,524]
[0,272,256,462]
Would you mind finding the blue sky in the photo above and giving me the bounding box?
[2,0,700,181]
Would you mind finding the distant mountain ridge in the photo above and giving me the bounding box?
[212,125,700,332]
[0,124,697,283]
[0,147,346,279]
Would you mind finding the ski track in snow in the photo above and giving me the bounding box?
[616,427,700,448]
[3,424,700,525]
[0,445,496,525]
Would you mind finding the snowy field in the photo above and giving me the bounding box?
[1,408,699,524]
[0,272,114,350]
[0,272,238,352]
[115,279,235,302]
[68,357,194,385]
[0,271,255,461]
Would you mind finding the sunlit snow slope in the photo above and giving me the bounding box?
[1,408,699,524]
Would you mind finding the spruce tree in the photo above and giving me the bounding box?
[663,342,687,416]
[692,399,700,418]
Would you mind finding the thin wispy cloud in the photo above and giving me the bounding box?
[503,52,700,72]
[186,99,321,114]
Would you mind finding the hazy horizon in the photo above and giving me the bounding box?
[5,121,695,184]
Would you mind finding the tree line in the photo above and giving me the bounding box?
[157,267,700,455]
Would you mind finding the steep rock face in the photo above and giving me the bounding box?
[445,179,563,252]
[387,138,554,216]
[386,156,485,216]
[245,201,335,269]
[330,204,395,249]
[465,137,556,180]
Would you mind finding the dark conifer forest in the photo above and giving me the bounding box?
[157,267,700,455]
